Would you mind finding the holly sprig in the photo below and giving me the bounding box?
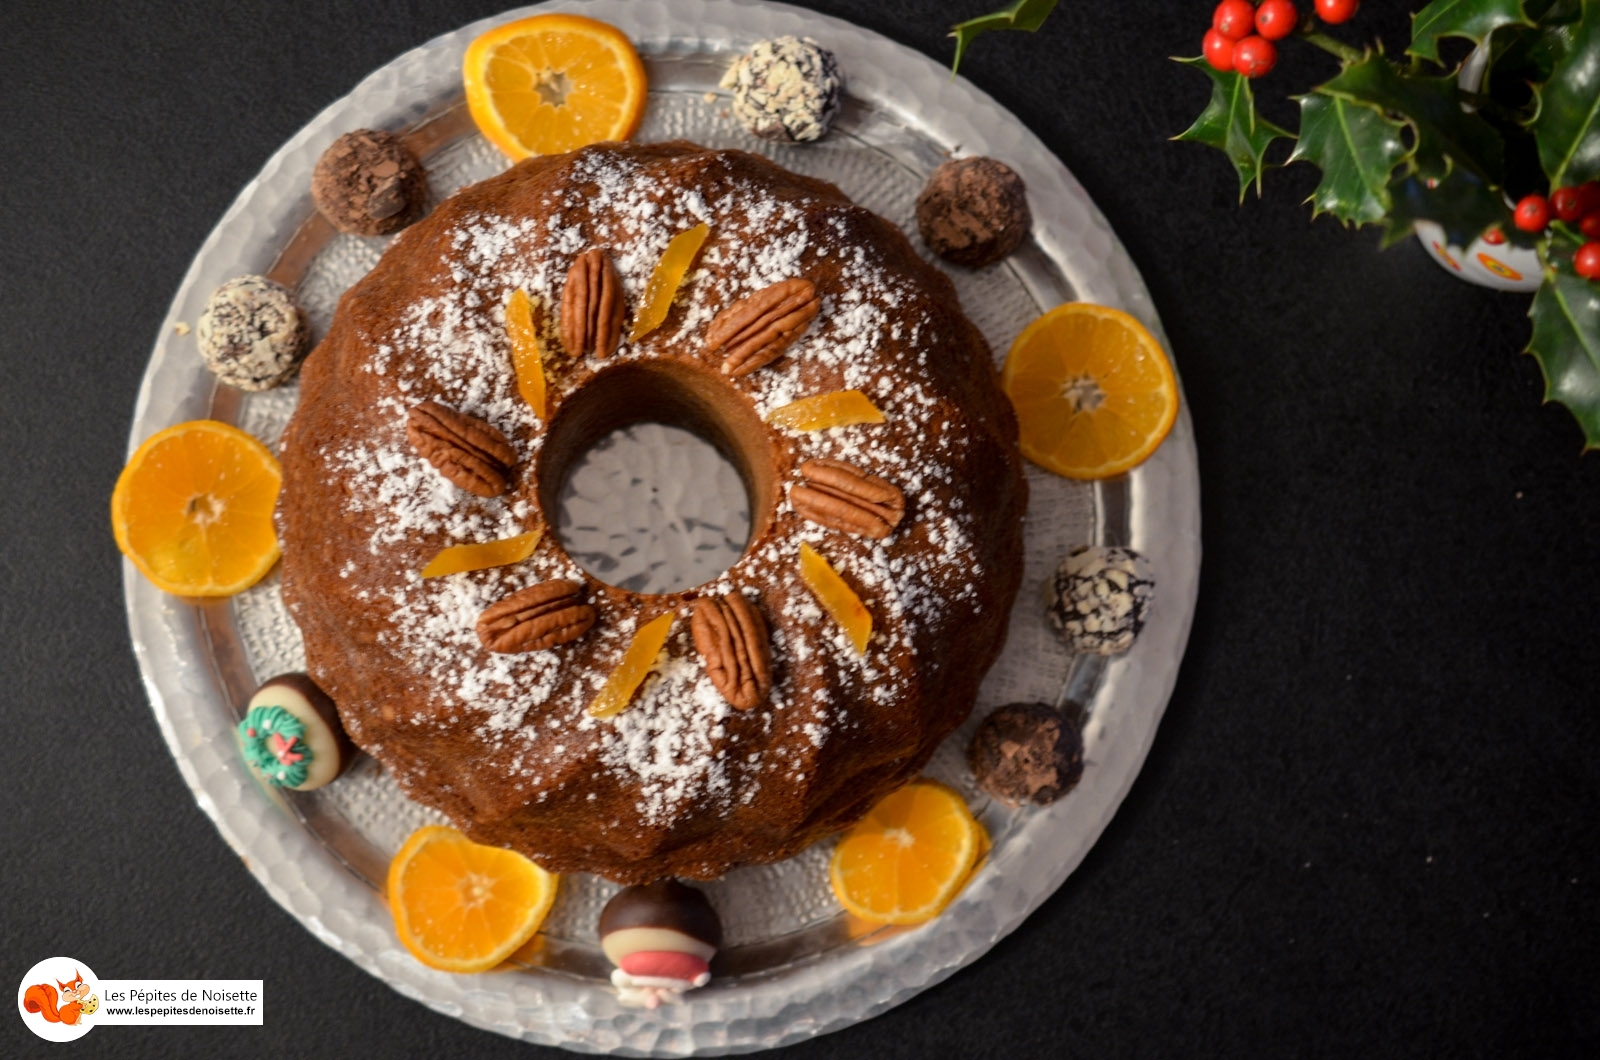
[947,0,1059,75]
[1173,0,1600,448]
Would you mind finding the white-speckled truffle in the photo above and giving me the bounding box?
[719,36,842,143]
[1046,546,1154,655]
[196,275,309,391]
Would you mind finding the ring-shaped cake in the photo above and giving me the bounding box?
[278,141,1027,883]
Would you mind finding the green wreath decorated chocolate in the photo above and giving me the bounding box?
[237,673,356,790]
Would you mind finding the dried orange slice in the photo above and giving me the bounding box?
[421,528,543,579]
[767,390,885,431]
[387,825,559,973]
[798,542,872,653]
[506,288,547,419]
[829,781,985,925]
[630,223,710,341]
[1002,303,1179,480]
[110,419,281,597]
[463,13,647,161]
[588,612,675,718]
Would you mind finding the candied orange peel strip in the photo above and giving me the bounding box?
[630,223,710,341]
[767,390,886,431]
[798,542,872,653]
[588,612,675,719]
[506,288,547,420]
[421,528,543,579]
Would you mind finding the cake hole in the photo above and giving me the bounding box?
[556,423,750,594]
[537,361,777,595]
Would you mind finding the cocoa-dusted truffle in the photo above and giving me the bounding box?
[599,880,723,1008]
[1046,545,1155,655]
[720,36,842,142]
[311,129,427,236]
[196,275,309,391]
[968,702,1083,807]
[915,157,1031,267]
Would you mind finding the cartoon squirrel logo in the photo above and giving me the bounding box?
[23,968,98,1026]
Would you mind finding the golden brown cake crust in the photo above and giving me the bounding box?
[277,142,1026,883]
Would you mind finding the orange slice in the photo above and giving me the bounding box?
[1001,303,1179,480]
[828,781,985,925]
[506,288,547,420]
[588,612,675,719]
[421,528,543,579]
[630,223,710,341]
[463,13,647,161]
[387,825,558,973]
[110,419,282,597]
[767,390,886,431]
[798,542,872,653]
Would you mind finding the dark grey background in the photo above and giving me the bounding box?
[4,1,1598,1057]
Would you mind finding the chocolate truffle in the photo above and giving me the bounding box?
[915,157,1031,267]
[1046,545,1155,655]
[237,673,356,791]
[599,880,722,1008]
[311,129,427,236]
[196,275,309,391]
[720,36,842,142]
[968,702,1083,807]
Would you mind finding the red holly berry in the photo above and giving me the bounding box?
[1482,227,1506,245]
[1551,186,1584,222]
[1575,242,1600,281]
[1513,194,1550,232]
[1576,181,1600,218]
[1233,35,1278,78]
[1255,0,1299,39]
[1203,28,1237,71]
[1214,0,1258,40]
[1582,214,1600,240]
[1315,0,1360,23]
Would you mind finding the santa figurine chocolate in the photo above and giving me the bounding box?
[598,880,723,1008]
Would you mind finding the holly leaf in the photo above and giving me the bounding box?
[1382,166,1510,246]
[1290,93,1409,225]
[1173,57,1293,200]
[1408,0,1533,63]
[1319,53,1506,183]
[1527,240,1600,449]
[1484,17,1579,99]
[948,0,1059,76]
[1530,0,1600,186]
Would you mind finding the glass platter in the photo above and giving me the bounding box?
[122,0,1201,1053]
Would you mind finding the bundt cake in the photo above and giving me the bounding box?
[277,141,1027,883]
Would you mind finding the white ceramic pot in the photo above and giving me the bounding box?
[1415,220,1542,292]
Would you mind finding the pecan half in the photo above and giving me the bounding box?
[703,277,821,378]
[560,248,625,358]
[790,459,906,540]
[691,593,772,710]
[477,579,596,653]
[406,401,518,498]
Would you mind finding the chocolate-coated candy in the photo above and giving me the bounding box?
[239,673,356,791]
[599,880,723,1008]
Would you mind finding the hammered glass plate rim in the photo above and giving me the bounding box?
[123,1,1202,1053]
